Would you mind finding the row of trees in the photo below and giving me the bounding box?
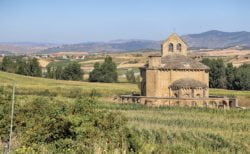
[0,56,42,77]
[201,58,250,90]
[1,56,249,89]
[0,56,120,83]
[0,56,84,81]
[46,62,83,81]
[46,57,120,82]
[89,56,142,84]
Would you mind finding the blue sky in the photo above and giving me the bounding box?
[0,0,249,43]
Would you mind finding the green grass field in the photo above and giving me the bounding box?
[1,71,250,153]
[0,71,249,105]
[1,71,250,96]
[0,71,138,97]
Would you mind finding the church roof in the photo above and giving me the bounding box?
[161,55,209,70]
[169,78,208,89]
[163,33,187,46]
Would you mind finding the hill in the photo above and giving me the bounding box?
[0,42,57,54]
[2,30,250,54]
[41,30,250,53]
[0,50,13,55]
[40,39,161,53]
[182,30,250,49]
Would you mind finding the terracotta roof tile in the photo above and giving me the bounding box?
[161,55,209,70]
[169,78,208,89]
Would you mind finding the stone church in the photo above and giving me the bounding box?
[140,33,209,99]
[120,33,238,108]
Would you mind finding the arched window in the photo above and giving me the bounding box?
[176,43,182,52]
[209,101,217,107]
[203,102,208,107]
[174,93,178,98]
[191,101,197,107]
[168,43,174,52]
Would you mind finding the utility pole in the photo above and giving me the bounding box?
[8,84,15,154]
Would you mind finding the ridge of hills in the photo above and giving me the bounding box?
[38,30,250,53]
[1,30,250,54]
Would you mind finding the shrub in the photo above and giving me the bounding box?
[0,92,128,152]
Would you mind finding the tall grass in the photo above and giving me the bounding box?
[97,102,250,153]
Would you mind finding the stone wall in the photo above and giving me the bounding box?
[144,69,209,97]
[148,56,161,68]
[170,88,208,98]
[119,95,238,109]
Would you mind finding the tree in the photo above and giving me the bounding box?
[16,59,29,75]
[89,56,118,83]
[46,62,83,81]
[201,58,227,88]
[1,56,16,73]
[225,63,236,89]
[234,64,250,90]
[62,62,83,81]
[201,58,250,90]
[89,62,102,82]
[0,56,42,77]
[46,65,63,80]
[27,58,42,77]
[46,65,56,79]
[55,66,63,80]
[100,56,118,82]
[126,70,136,83]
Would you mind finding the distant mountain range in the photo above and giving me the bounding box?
[182,30,250,49]
[0,50,13,55]
[40,40,161,53]
[1,30,250,54]
[41,30,250,53]
[0,42,57,54]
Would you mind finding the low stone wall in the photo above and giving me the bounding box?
[119,95,238,109]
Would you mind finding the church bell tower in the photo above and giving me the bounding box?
[161,33,188,57]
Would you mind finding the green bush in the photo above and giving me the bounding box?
[0,90,128,153]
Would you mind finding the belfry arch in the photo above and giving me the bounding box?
[168,43,174,52]
[176,43,182,52]
[161,33,187,56]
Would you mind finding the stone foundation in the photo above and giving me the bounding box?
[119,95,238,109]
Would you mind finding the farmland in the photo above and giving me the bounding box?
[36,49,250,84]
[0,71,250,153]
